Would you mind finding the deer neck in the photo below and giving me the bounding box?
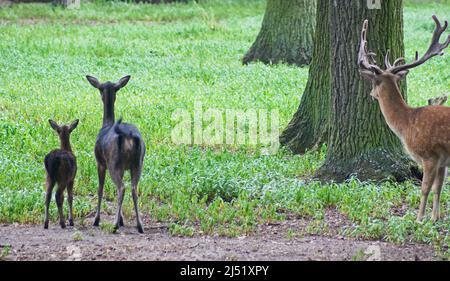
[377,81,411,139]
[60,137,72,152]
[103,100,115,127]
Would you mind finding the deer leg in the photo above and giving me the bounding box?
[55,187,66,229]
[417,162,437,222]
[432,167,447,222]
[67,180,74,226]
[119,188,124,227]
[114,184,125,232]
[94,165,106,226]
[110,169,125,232]
[44,176,55,229]
[119,210,124,227]
[131,166,143,233]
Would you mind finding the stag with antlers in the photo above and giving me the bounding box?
[358,15,450,222]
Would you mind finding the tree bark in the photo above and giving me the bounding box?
[279,0,330,153]
[315,0,418,182]
[54,0,70,6]
[243,0,316,66]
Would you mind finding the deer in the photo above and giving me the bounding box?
[358,15,450,222]
[86,75,146,233]
[44,119,79,229]
[428,95,448,106]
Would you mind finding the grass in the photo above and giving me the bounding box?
[169,222,195,237]
[100,221,116,234]
[0,0,449,259]
[0,0,267,23]
[351,249,367,261]
[72,230,84,241]
[0,245,11,260]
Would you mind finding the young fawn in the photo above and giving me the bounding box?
[86,75,146,233]
[358,15,450,222]
[44,119,79,229]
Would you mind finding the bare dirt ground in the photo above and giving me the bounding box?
[0,215,440,261]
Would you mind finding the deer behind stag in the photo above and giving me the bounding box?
[86,75,146,233]
[358,15,450,222]
[44,119,79,229]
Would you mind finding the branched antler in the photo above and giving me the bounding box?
[358,20,383,75]
[359,15,450,76]
[388,15,450,74]
[384,50,405,69]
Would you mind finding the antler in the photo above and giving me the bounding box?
[384,50,405,69]
[358,20,383,75]
[389,15,450,74]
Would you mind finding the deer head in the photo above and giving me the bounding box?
[358,15,450,100]
[49,119,79,151]
[86,75,131,126]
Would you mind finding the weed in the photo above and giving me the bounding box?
[100,222,116,234]
[72,231,83,242]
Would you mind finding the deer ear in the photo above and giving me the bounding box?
[395,70,409,81]
[69,119,79,132]
[49,119,60,133]
[115,75,131,90]
[359,70,376,81]
[86,75,101,89]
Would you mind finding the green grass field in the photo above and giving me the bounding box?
[0,0,450,258]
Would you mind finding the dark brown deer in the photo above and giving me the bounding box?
[358,15,450,222]
[86,75,145,233]
[44,119,79,229]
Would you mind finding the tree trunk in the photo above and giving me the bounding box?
[243,0,316,66]
[315,0,418,182]
[54,0,70,6]
[279,0,330,153]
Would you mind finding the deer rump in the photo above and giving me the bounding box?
[44,150,76,183]
[96,118,144,170]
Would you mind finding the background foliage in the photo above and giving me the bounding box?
[0,0,449,258]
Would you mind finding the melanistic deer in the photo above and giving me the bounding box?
[358,15,450,222]
[86,75,145,233]
[44,119,79,229]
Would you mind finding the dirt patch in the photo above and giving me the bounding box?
[0,216,440,261]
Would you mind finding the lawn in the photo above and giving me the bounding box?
[0,0,449,258]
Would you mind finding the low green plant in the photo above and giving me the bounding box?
[72,231,84,241]
[0,0,449,258]
[100,222,116,234]
[169,223,195,237]
[0,245,11,260]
